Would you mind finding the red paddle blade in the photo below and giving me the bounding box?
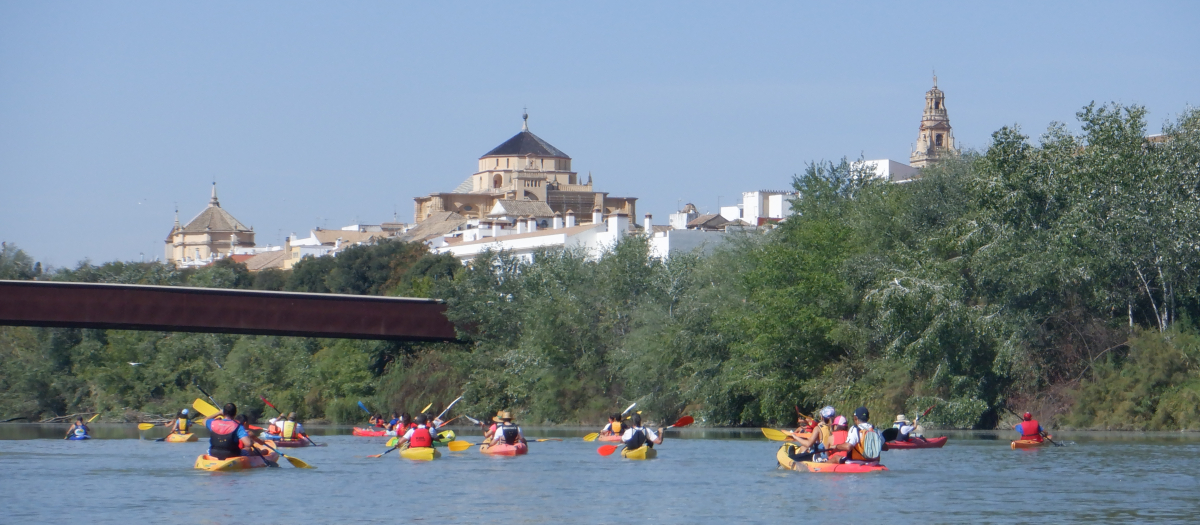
[260,395,278,412]
[922,405,936,417]
[671,416,694,428]
[597,445,619,456]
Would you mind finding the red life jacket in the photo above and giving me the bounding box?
[409,426,433,448]
[1020,420,1042,440]
[829,429,848,459]
[209,419,242,459]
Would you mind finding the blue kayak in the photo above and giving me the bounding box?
[66,435,90,440]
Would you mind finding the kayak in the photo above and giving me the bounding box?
[621,446,657,460]
[274,438,313,447]
[776,444,882,472]
[387,430,456,448]
[886,436,948,449]
[1012,435,1052,449]
[480,442,529,456]
[194,447,281,471]
[597,434,622,442]
[165,432,197,443]
[352,427,394,437]
[66,435,91,440]
[804,461,888,473]
[399,446,441,461]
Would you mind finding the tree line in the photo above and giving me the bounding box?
[2,102,1199,429]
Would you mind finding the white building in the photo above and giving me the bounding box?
[717,190,795,226]
[853,159,920,183]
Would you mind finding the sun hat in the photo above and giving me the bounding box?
[493,410,513,422]
[895,414,909,423]
[819,406,836,419]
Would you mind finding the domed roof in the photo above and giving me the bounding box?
[481,114,569,159]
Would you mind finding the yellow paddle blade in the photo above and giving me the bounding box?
[761,428,790,441]
[280,454,314,469]
[87,413,100,423]
[582,433,599,442]
[420,403,432,413]
[137,423,155,430]
[447,440,474,452]
[192,398,219,418]
[386,437,398,448]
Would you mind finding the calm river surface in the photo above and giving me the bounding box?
[1,425,1197,524]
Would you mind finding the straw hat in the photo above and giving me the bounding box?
[492,410,513,422]
[895,414,910,423]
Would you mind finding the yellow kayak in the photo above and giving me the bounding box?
[166,432,197,443]
[400,446,440,461]
[194,447,280,471]
[777,444,800,470]
[621,446,657,460]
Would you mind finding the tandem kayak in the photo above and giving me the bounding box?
[885,436,947,449]
[597,434,622,442]
[1012,435,1052,449]
[352,427,394,437]
[165,432,197,443]
[194,447,281,471]
[387,430,456,448]
[776,444,883,472]
[621,446,657,460]
[480,442,529,456]
[399,446,441,461]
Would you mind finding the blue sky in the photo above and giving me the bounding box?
[2,1,1197,267]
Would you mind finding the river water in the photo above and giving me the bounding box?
[1,425,1197,524]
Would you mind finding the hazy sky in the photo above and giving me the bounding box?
[2,2,1197,267]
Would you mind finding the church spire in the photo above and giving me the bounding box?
[210,182,220,207]
[910,76,957,169]
[521,107,529,131]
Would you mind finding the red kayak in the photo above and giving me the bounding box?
[805,461,888,473]
[885,436,948,449]
[352,427,393,437]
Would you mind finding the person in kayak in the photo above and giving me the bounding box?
[621,414,662,451]
[65,417,90,439]
[278,412,304,441]
[787,406,837,461]
[1015,412,1044,443]
[491,411,526,446]
[600,413,624,437]
[206,403,255,460]
[396,414,437,450]
[892,415,916,442]
[165,408,192,435]
[834,407,886,464]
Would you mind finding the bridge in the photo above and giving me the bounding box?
[0,280,458,341]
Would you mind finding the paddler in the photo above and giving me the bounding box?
[787,406,836,462]
[482,411,503,442]
[1015,412,1044,443]
[205,403,256,460]
[490,411,526,446]
[600,413,624,437]
[833,407,886,465]
[892,415,915,442]
[279,412,304,442]
[65,417,90,439]
[395,414,436,450]
[165,408,192,435]
[620,414,661,452]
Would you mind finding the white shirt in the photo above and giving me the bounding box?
[491,424,524,444]
[621,426,658,443]
[898,424,915,438]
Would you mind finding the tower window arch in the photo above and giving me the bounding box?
[934,101,940,110]
[493,174,503,188]
[935,134,943,147]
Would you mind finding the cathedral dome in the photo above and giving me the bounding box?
[480,113,569,159]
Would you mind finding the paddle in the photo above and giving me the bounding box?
[420,403,433,414]
[357,400,371,416]
[262,440,315,468]
[585,403,638,442]
[761,428,791,441]
[446,437,557,452]
[598,415,693,456]
[87,413,100,423]
[138,423,155,431]
[435,395,464,421]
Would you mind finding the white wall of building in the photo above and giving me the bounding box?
[648,229,729,259]
[854,159,919,183]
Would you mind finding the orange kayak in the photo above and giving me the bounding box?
[1011,435,1052,449]
[480,442,528,456]
[597,434,622,442]
[804,461,888,473]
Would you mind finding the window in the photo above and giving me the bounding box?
[935,134,943,147]
[934,101,940,110]
[493,174,503,188]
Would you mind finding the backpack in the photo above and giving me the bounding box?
[858,425,882,460]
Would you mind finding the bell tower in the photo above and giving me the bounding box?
[910,75,957,169]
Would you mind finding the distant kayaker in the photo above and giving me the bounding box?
[396,414,437,450]
[205,403,255,460]
[386,412,400,432]
[279,412,304,442]
[621,414,662,451]
[1015,412,1043,443]
[490,411,526,446]
[600,413,624,437]
[834,407,886,464]
[892,415,915,442]
[482,411,503,441]
[789,406,837,461]
[65,417,90,439]
[165,408,191,435]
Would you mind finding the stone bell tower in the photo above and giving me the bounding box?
[910,75,958,169]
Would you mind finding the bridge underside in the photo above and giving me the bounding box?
[0,280,458,341]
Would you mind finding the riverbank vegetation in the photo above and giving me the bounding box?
[2,102,1199,429]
